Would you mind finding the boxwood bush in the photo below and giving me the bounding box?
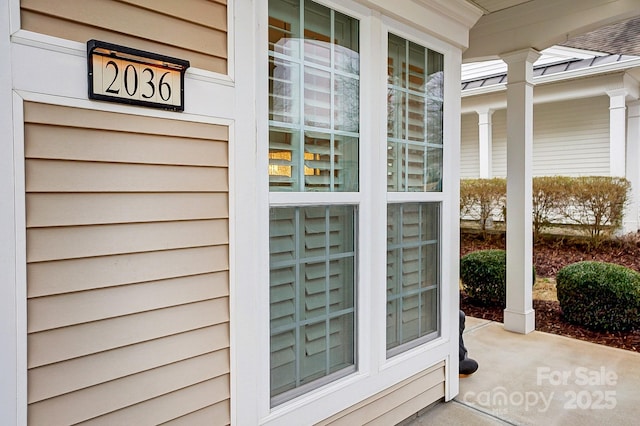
[460,249,535,307]
[556,261,640,331]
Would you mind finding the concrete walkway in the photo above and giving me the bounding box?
[407,317,640,425]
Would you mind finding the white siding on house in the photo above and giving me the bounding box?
[533,96,610,176]
[460,113,479,178]
[463,97,610,178]
[491,109,507,177]
[25,102,231,425]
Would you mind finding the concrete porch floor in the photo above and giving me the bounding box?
[407,317,640,425]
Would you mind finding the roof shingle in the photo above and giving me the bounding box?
[561,16,640,56]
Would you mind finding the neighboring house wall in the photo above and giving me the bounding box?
[533,97,610,176]
[460,113,479,177]
[20,0,227,73]
[24,102,230,424]
[491,109,507,177]
[462,96,611,178]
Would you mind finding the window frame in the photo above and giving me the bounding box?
[376,14,460,378]
[251,1,463,422]
[266,0,367,407]
[384,30,446,358]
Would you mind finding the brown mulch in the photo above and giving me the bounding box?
[460,231,640,353]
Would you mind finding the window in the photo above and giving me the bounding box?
[387,33,443,192]
[386,203,440,354]
[268,0,359,405]
[269,206,356,402]
[267,0,449,405]
[269,0,359,192]
[386,34,443,356]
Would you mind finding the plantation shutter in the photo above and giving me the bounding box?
[270,208,297,396]
[387,203,439,352]
[269,206,355,400]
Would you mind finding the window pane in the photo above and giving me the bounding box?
[387,89,406,140]
[302,132,358,191]
[388,34,406,89]
[387,34,443,192]
[386,203,440,353]
[269,127,300,191]
[304,67,331,128]
[334,75,359,132]
[270,57,300,124]
[269,0,301,52]
[270,205,357,402]
[269,0,360,192]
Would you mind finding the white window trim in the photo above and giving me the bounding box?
[241,1,464,424]
[375,15,461,389]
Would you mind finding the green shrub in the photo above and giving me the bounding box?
[460,249,535,307]
[556,261,640,331]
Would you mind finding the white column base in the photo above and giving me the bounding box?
[504,308,535,334]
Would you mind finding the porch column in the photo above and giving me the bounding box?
[478,109,493,178]
[624,101,640,233]
[501,48,540,334]
[607,89,628,177]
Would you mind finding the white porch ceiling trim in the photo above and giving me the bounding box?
[358,0,483,49]
[464,0,640,61]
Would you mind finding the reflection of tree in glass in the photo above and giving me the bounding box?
[271,39,359,133]
[426,70,444,144]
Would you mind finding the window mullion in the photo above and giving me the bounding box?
[417,204,423,337]
[403,40,409,191]
[324,207,331,376]
[397,206,404,344]
[330,9,336,191]
[295,208,302,388]
[298,4,306,191]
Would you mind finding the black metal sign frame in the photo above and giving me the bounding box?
[87,39,190,112]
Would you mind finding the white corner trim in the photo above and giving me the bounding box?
[12,92,27,426]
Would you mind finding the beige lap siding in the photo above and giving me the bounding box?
[21,0,228,74]
[316,363,445,425]
[24,102,230,425]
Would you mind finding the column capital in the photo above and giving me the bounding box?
[476,107,494,115]
[607,89,628,110]
[500,48,541,66]
[500,48,541,84]
[606,88,629,99]
[477,109,494,124]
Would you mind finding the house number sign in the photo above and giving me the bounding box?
[87,40,190,112]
